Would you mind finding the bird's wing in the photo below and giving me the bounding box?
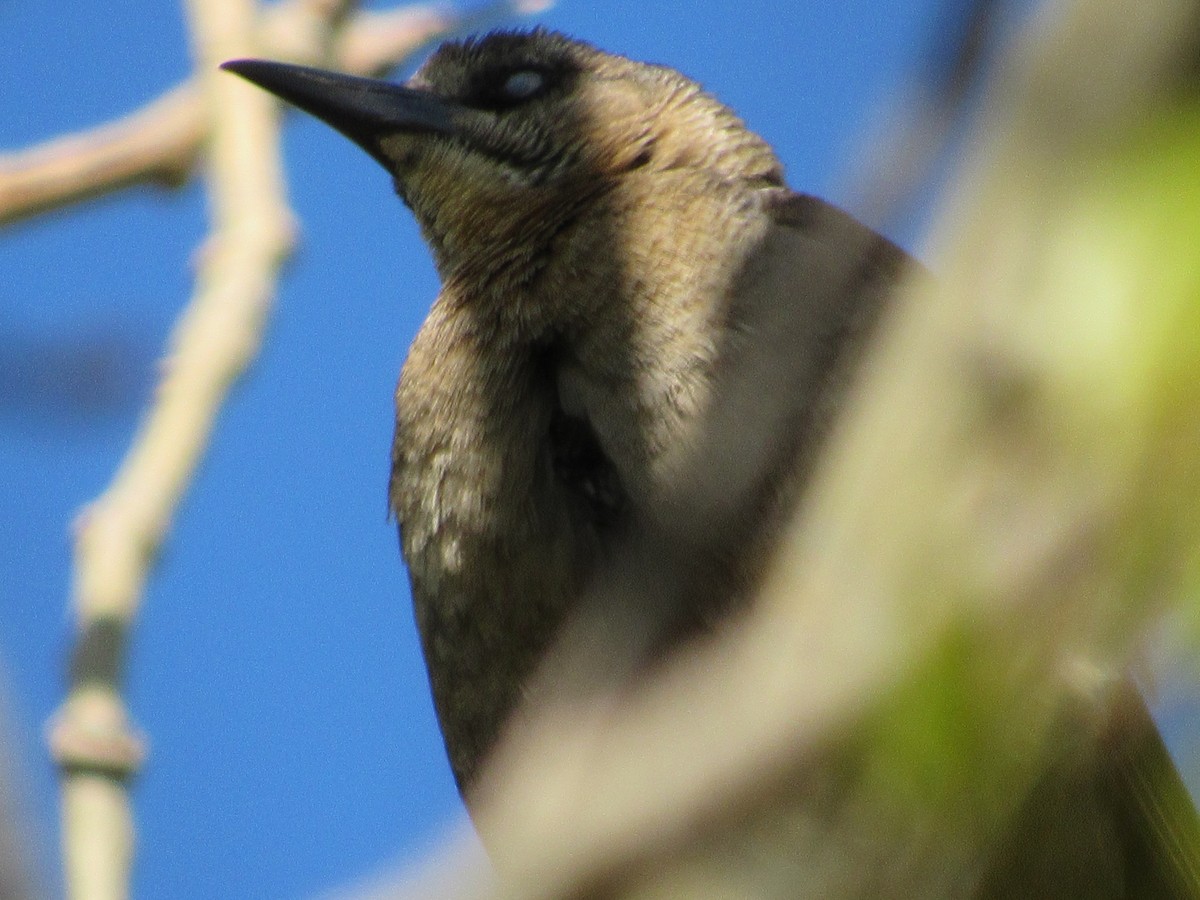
[1101,682,1200,898]
[524,191,916,705]
[653,190,914,553]
[541,192,1200,896]
[975,678,1200,898]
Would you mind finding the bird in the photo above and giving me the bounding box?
[222,29,911,790]
[222,30,1200,896]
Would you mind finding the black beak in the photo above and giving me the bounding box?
[220,59,457,169]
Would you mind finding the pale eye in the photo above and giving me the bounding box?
[502,69,544,100]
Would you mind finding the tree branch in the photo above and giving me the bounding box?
[0,3,455,228]
[37,3,549,896]
[48,0,293,888]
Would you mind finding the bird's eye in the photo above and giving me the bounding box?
[501,69,545,101]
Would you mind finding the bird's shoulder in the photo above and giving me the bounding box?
[757,189,915,292]
[716,189,916,367]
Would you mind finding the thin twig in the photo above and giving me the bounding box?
[842,0,1003,231]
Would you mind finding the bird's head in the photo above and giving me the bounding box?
[223,30,783,274]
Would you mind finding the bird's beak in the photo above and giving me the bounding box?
[220,59,457,169]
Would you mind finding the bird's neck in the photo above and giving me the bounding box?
[391,298,596,789]
[419,177,609,301]
[391,172,776,790]
[537,172,779,497]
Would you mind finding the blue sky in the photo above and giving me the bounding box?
[0,1,1049,896]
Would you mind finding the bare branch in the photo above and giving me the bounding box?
[0,85,203,227]
[47,0,294,892]
[0,2,455,228]
[36,3,551,896]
